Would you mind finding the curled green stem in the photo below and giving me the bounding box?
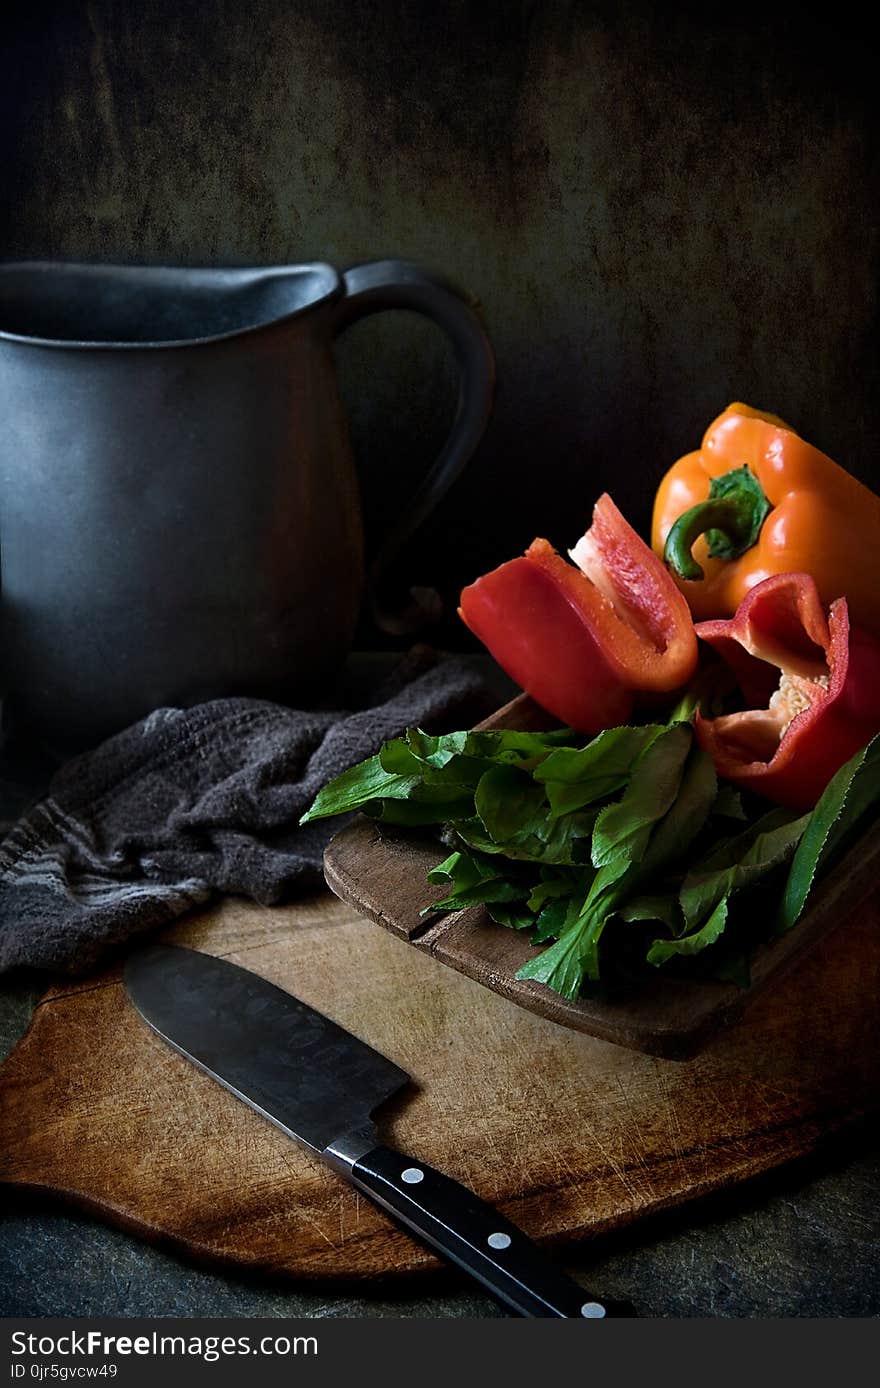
[664,465,771,582]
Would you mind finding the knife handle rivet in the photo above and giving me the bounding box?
[487,1232,511,1250]
[581,1302,606,1318]
[401,1167,425,1184]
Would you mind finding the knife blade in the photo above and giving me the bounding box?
[124,944,633,1318]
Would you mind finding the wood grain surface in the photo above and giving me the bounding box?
[0,886,877,1282]
[325,693,880,1057]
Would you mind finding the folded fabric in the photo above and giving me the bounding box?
[0,650,496,975]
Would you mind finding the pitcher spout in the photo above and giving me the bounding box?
[0,260,341,349]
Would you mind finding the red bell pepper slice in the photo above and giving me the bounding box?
[458,494,698,733]
[694,572,880,810]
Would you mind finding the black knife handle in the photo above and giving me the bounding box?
[328,1140,633,1318]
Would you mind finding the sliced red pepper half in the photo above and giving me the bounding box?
[694,572,880,810]
[458,493,698,733]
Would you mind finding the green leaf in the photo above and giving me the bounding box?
[473,765,546,843]
[647,898,729,965]
[516,897,607,997]
[591,723,693,870]
[486,901,538,930]
[430,877,531,912]
[777,734,880,934]
[407,726,573,770]
[381,739,490,790]
[302,725,576,827]
[634,745,717,883]
[423,847,533,917]
[516,929,586,999]
[534,724,664,817]
[527,745,717,990]
[520,850,634,993]
[527,876,579,912]
[378,739,428,777]
[526,874,596,943]
[299,754,418,822]
[426,849,500,891]
[448,817,510,855]
[530,895,572,942]
[473,765,596,864]
[618,894,684,933]
[364,789,476,826]
[404,728,470,768]
[680,806,810,931]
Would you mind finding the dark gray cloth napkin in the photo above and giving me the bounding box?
[0,651,496,975]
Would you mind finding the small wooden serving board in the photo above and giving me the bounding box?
[0,885,878,1282]
[325,694,880,1058]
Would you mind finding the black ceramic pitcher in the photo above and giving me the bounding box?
[0,259,494,747]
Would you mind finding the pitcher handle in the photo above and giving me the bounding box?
[333,259,495,633]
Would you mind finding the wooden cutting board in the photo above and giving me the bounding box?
[0,887,877,1281]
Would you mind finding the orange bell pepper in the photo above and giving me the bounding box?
[459,495,697,733]
[652,403,880,636]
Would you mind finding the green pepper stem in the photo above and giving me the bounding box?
[663,465,771,582]
[665,499,747,581]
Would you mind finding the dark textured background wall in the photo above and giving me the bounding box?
[3,0,878,645]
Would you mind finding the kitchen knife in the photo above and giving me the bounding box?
[124,944,633,1318]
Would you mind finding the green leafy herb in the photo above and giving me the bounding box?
[363,787,478,827]
[301,712,880,1001]
[591,723,692,870]
[776,734,880,934]
[647,899,729,965]
[427,849,498,892]
[515,891,605,998]
[632,743,717,882]
[534,724,664,816]
[299,754,415,822]
[514,737,716,998]
[474,765,596,864]
[618,894,684,933]
[679,807,810,933]
[300,726,573,826]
